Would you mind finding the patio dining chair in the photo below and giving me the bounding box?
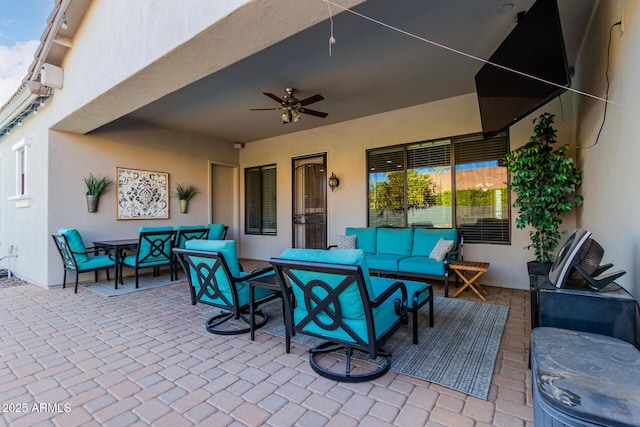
[172,225,209,280]
[206,223,228,240]
[120,227,176,288]
[270,248,408,382]
[173,239,278,335]
[52,228,115,293]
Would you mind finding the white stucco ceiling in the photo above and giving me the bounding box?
[113,0,596,143]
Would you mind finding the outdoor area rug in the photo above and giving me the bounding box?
[244,296,509,400]
[79,272,179,296]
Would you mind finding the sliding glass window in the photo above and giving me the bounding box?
[367,132,509,243]
[245,164,277,235]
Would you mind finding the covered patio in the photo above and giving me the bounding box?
[0,273,532,426]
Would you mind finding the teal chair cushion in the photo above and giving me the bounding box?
[207,224,226,240]
[177,225,205,231]
[77,254,115,271]
[280,248,401,344]
[139,226,174,233]
[183,240,270,307]
[370,276,429,309]
[345,227,377,254]
[175,225,207,249]
[186,240,241,276]
[377,228,414,256]
[58,228,89,263]
[411,228,457,257]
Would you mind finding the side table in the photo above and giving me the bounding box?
[248,273,292,352]
[450,260,490,301]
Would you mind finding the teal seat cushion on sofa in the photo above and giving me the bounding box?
[376,228,414,256]
[411,228,458,257]
[346,227,377,254]
[365,254,405,272]
[398,256,446,276]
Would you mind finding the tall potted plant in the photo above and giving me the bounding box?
[83,173,114,213]
[504,112,583,274]
[173,183,199,213]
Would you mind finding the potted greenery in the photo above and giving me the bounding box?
[172,183,199,213]
[504,112,583,275]
[83,173,114,213]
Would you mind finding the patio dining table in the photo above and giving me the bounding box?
[93,239,138,289]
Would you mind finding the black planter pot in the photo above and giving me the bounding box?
[527,261,552,277]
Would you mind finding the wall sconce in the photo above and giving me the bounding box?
[328,172,340,192]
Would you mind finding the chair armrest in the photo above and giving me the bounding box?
[232,266,274,282]
[327,245,337,250]
[370,280,408,317]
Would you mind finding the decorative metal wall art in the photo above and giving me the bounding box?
[116,167,169,219]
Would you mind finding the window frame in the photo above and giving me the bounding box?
[244,164,277,236]
[8,137,32,208]
[366,132,510,244]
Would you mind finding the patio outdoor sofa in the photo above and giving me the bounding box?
[335,227,459,297]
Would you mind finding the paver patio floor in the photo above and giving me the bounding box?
[0,268,533,426]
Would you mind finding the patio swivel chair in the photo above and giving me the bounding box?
[206,223,228,240]
[120,227,176,288]
[270,248,408,382]
[173,239,278,335]
[52,228,115,293]
[172,225,209,280]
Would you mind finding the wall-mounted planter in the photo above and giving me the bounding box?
[179,199,188,214]
[87,194,100,213]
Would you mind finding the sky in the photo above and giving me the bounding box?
[0,0,52,105]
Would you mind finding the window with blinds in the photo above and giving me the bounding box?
[245,164,277,235]
[367,132,509,243]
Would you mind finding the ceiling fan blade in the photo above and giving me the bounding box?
[249,107,280,111]
[264,93,285,104]
[300,108,328,118]
[298,94,324,107]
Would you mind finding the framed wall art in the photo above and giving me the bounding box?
[116,167,169,220]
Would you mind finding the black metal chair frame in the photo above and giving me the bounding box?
[270,258,408,383]
[121,230,176,288]
[51,233,113,293]
[172,227,210,280]
[173,248,278,335]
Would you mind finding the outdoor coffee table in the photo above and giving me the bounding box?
[450,260,490,301]
[93,239,138,289]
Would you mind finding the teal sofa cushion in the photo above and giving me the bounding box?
[58,228,89,263]
[346,227,377,254]
[398,256,446,276]
[411,228,457,257]
[364,254,404,272]
[377,228,414,256]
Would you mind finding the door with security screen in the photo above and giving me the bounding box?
[292,154,327,248]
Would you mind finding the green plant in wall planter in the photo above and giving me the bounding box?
[83,173,114,213]
[172,183,199,214]
[504,112,583,273]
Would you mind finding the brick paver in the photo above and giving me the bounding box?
[0,267,533,426]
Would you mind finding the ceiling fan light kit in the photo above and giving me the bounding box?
[251,87,328,124]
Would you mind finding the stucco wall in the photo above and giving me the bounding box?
[239,93,579,290]
[573,0,640,297]
[45,119,238,287]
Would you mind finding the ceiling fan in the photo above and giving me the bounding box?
[250,87,328,123]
